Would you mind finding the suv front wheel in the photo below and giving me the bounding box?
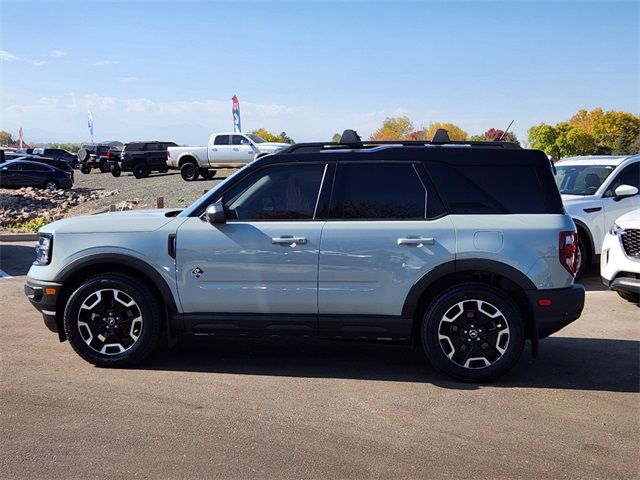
[421,284,525,382]
[63,273,163,367]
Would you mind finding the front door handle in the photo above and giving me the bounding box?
[397,237,435,246]
[272,236,307,245]
[211,148,217,152]
[233,148,239,151]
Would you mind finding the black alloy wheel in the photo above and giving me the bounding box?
[63,273,162,367]
[180,162,199,181]
[422,283,525,382]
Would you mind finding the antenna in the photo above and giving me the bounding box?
[498,120,514,141]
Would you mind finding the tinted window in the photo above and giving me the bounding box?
[23,163,49,171]
[554,165,615,195]
[604,162,639,197]
[330,163,426,219]
[231,135,248,145]
[427,162,563,214]
[214,135,230,146]
[221,164,325,220]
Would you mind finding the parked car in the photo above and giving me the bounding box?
[0,159,73,190]
[25,129,585,381]
[5,154,75,174]
[113,141,178,179]
[601,209,640,304]
[32,148,79,168]
[554,155,640,278]
[77,144,119,174]
[167,132,289,181]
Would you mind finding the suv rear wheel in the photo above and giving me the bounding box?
[421,283,525,382]
[77,148,90,162]
[63,273,163,367]
[132,162,150,179]
[98,158,110,173]
[80,164,92,174]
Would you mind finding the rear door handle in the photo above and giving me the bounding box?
[233,148,239,151]
[272,236,307,245]
[397,237,435,246]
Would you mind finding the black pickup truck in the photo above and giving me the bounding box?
[112,141,177,179]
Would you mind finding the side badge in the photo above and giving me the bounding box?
[192,267,204,278]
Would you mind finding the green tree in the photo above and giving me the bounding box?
[251,128,295,144]
[528,123,559,159]
[0,130,13,146]
[370,116,414,140]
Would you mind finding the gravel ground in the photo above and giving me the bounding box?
[66,168,236,216]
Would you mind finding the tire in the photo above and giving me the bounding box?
[71,159,80,169]
[575,236,590,280]
[80,164,92,175]
[180,162,199,181]
[200,168,215,180]
[617,290,640,304]
[111,165,121,177]
[44,179,59,191]
[98,158,110,173]
[63,273,163,367]
[421,283,525,382]
[132,162,150,179]
[77,148,90,162]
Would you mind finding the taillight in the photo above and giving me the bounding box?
[559,231,578,276]
[107,150,111,159]
[166,150,171,159]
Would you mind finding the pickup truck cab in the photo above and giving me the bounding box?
[167,132,289,181]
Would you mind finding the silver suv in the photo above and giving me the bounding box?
[25,130,585,381]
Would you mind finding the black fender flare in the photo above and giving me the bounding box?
[56,253,179,315]
[402,258,537,316]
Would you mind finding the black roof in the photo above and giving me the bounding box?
[258,129,547,168]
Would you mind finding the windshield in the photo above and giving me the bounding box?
[554,165,615,195]
[246,134,266,144]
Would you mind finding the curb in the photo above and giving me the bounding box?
[0,233,39,242]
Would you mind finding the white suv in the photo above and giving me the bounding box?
[601,209,640,304]
[554,155,640,278]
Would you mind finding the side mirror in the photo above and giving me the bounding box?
[613,184,638,201]
[205,201,226,224]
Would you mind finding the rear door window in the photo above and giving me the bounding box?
[214,135,230,146]
[329,163,428,220]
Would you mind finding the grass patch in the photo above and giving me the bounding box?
[7,217,54,232]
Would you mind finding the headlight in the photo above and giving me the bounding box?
[609,223,624,236]
[34,234,53,265]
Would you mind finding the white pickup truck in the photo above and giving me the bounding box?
[167,132,290,181]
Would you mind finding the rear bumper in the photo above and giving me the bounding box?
[527,284,585,339]
[24,278,63,333]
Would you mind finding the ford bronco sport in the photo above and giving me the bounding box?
[25,130,585,381]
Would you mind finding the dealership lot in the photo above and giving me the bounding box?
[0,242,638,479]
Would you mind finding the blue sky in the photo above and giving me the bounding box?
[1,0,638,145]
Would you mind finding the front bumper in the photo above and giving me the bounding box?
[602,275,640,294]
[25,278,63,334]
[527,284,585,339]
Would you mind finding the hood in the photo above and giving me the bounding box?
[40,209,181,235]
[257,142,290,152]
[615,208,640,227]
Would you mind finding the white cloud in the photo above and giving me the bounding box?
[95,60,119,66]
[50,50,68,58]
[119,76,141,82]
[0,50,17,61]
[32,60,48,66]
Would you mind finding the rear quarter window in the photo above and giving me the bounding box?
[426,162,563,214]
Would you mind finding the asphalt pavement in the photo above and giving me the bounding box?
[1,241,638,479]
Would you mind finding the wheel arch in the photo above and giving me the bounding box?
[53,254,180,341]
[403,259,537,345]
[178,154,198,167]
[573,219,595,257]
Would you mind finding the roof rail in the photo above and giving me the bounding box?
[280,128,521,154]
